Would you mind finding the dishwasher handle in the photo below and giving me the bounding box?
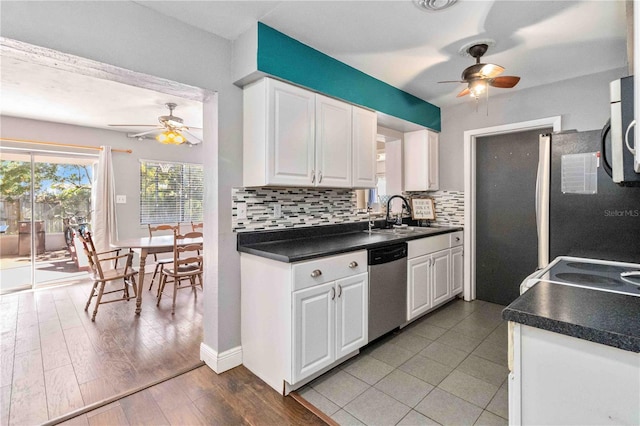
[368,243,408,265]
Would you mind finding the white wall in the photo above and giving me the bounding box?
[1,116,204,239]
[1,1,243,354]
[439,67,628,191]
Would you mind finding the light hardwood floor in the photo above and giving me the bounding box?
[2,278,325,426]
[1,276,203,425]
[57,365,325,426]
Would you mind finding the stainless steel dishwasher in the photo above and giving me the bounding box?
[368,242,407,343]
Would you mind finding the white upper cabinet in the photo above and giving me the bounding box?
[243,78,376,188]
[315,94,352,187]
[404,129,439,191]
[244,78,315,187]
[352,106,378,188]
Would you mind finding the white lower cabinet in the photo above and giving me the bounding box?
[431,250,451,306]
[292,281,335,382]
[451,246,463,295]
[407,231,463,321]
[292,273,368,383]
[241,250,368,395]
[407,255,432,319]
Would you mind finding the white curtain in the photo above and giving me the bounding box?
[92,146,118,253]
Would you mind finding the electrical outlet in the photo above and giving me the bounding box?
[237,203,247,220]
[116,195,126,204]
[273,203,282,218]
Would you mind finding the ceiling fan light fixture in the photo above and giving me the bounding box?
[156,130,186,145]
[469,80,487,98]
[414,0,458,11]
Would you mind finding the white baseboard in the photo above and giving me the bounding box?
[200,342,242,373]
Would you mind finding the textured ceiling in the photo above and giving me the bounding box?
[0,1,628,135]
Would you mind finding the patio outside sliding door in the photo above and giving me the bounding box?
[0,149,96,293]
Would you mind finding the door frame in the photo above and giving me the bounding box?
[463,116,562,301]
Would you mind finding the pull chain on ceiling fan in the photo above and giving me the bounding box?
[439,42,521,102]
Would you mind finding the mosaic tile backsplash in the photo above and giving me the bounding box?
[232,187,464,232]
[406,190,465,226]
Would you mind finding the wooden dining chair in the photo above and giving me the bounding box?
[191,221,203,232]
[147,224,179,294]
[78,231,138,321]
[157,230,203,314]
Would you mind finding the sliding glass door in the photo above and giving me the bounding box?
[0,149,96,293]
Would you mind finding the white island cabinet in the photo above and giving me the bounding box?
[508,323,640,425]
[241,250,368,395]
[243,77,377,188]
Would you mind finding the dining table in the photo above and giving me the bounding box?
[111,234,203,314]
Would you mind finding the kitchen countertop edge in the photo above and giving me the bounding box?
[237,224,463,263]
[502,281,640,353]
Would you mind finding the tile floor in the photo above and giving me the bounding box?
[299,298,509,426]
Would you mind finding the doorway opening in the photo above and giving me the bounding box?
[463,116,561,301]
[0,37,216,425]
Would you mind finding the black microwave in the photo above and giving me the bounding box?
[602,75,640,186]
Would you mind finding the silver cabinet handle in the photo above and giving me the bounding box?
[349,261,358,268]
[337,284,342,298]
[318,171,323,183]
[311,170,316,184]
[331,287,336,300]
[310,269,322,278]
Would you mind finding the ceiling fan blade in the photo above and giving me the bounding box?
[182,129,203,145]
[489,76,521,88]
[479,63,504,79]
[457,87,471,98]
[128,129,161,138]
[109,124,157,127]
[438,80,465,84]
[183,125,203,130]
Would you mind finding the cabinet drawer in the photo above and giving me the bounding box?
[408,234,450,259]
[450,231,463,247]
[293,250,367,291]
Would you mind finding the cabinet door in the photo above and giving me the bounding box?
[427,131,439,190]
[292,281,336,383]
[335,273,368,359]
[352,106,377,188]
[407,255,432,320]
[451,247,463,295]
[403,129,439,191]
[431,250,451,306]
[267,79,316,186]
[315,94,352,187]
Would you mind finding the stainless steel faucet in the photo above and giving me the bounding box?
[385,195,411,228]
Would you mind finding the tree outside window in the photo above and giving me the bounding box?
[139,160,203,225]
[0,159,93,234]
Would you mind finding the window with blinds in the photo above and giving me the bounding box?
[139,160,203,225]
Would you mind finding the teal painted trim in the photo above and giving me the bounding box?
[257,23,440,132]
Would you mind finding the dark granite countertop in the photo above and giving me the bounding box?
[503,281,640,352]
[237,221,463,263]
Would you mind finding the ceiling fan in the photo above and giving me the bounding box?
[108,103,202,145]
[439,43,521,99]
